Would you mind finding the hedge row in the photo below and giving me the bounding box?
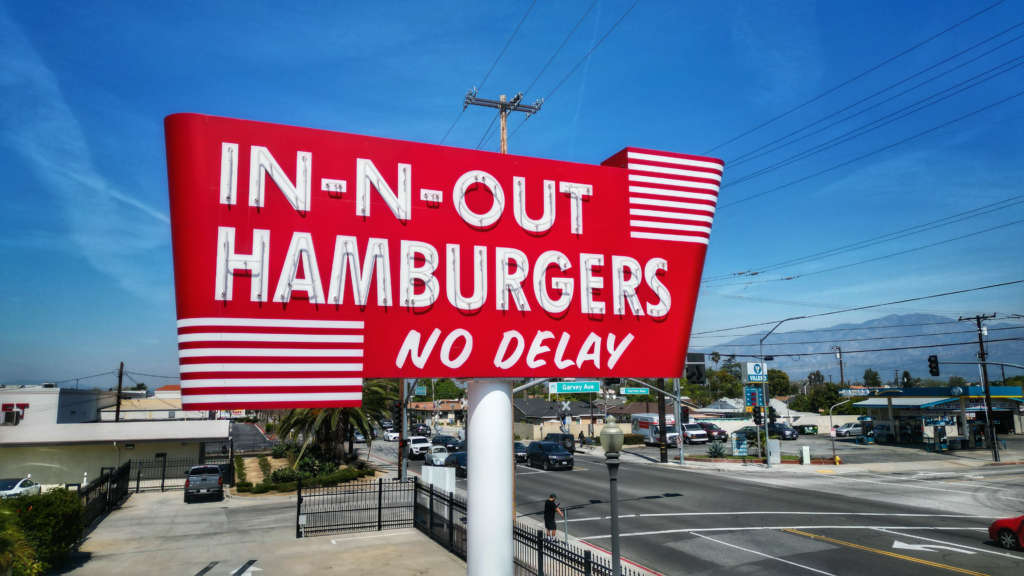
[0,488,84,574]
[622,434,645,445]
[257,456,272,480]
[234,456,247,483]
[237,468,376,495]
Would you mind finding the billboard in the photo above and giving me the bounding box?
[165,113,723,409]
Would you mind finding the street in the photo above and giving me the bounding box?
[364,438,1024,575]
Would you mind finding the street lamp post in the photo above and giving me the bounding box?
[829,398,852,464]
[759,317,804,469]
[600,416,625,576]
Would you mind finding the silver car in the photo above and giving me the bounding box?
[423,445,449,466]
[836,422,862,437]
[0,478,41,499]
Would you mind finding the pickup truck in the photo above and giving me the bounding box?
[184,465,224,503]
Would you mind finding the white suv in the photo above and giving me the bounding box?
[680,423,709,444]
[408,436,431,459]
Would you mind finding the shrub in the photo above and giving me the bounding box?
[274,482,297,493]
[270,468,305,484]
[264,423,276,434]
[3,488,83,571]
[250,484,271,494]
[297,457,337,478]
[271,444,289,459]
[706,441,728,459]
[236,485,252,493]
[234,456,247,482]
[622,434,645,446]
[257,456,272,479]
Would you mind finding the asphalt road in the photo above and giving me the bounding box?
[364,439,1024,575]
[230,422,276,452]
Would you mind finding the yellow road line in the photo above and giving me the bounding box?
[783,529,990,576]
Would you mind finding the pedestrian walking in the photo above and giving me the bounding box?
[544,494,564,542]
[578,431,585,445]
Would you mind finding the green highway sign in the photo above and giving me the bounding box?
[620,387,650,395]
[548,381,601,394]
[415,386,427,396]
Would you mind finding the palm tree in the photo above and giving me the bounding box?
[0,508,36,576]
[277,379,397,467]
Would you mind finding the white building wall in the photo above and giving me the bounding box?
[1,388,116,426]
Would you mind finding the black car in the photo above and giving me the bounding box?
[768,423,799,440]
[696,422,729,442]
[514,442,528,463]
[412,423,431,437]
[433,435,460,451]
[542,433,576,454]
[444,452,467,477]
[527,441,574,471]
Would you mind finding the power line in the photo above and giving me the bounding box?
[702,218,1024,287]
[689,319,976,339]
[691,279,1023,335]
[690,326,1023,347]
[704,194,1024,281]
[124,371,180,380]
[718,87,1024,209]
[2,370,117,387]
[724,55,1024,188]
[439,0,538,145]
[727,22,1024,166]
[702,0,1008,154]
[702,336,1023,358]
[503,0,642,148]
[700,291,998,318]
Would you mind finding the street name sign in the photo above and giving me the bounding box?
[164,113,724,409]
[549,381,601,394]
[415,386,427,396]
[620,387,650,395]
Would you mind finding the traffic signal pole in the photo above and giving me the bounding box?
[657,382,668,464]
[673,379,685,465]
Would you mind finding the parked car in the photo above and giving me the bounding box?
[680,423,709,444]
[383,429,400,441]
[768,423,799,440]
[514,442,528,463]
[795,424,818,435]
[454,440,468,453]
[381,419,394,429]
[696,422,729,442]
[412,423,431,437]
[835,423,862,437]
[734,426,783,441]
[989,515,1024,550]
[874,424,896,443]
[424,445,449,466]
[432,435,460,451]
[354,431,366,443]
[444,452,468,478]
[184,465,223,503]
[527,441,574,471]
[0,478,41,499]
[543,433,576,454]
[408,436,431,459]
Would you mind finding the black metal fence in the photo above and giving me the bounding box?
[80,460,131,527]
[296,477,644,576]
[296,477,414,537]
[129,457,231,493]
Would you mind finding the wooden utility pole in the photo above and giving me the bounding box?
[463,89,542,155]
[114,362,124,423]
[960,314,999,463]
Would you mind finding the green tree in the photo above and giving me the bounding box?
[789,394,813,413]
[862,368,882,388]
[720,355,742,380]
[128,382,147,391]
[808,383,859,415]
[901,371,918,388]
[709,351,721,370]
[767,369,790,397]
[706,368,742,401]
[807,370,825,386]
[0,507,38,575]
[948,375,966,387]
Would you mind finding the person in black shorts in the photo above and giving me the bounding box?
[544,494,563,541]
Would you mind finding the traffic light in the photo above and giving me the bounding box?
[768,406,778,424]
[753,407,763,425]
[391,400,402,423]
[928,355,940,377]
[682,407,690,423]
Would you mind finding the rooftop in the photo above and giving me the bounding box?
[100,398,183,411]
[0,420,229,447]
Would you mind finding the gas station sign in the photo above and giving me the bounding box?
[164,113,723,409]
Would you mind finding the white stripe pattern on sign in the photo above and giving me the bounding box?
[626,149,722,244]
[179,348,363,358]
[178,333,363,343]
[177,317,364,408]
[627,151,724,171]
[180,363,362,373]
[177,318,363,329]
[628,173,720,192]
[627,163,722,182]
[629,209,714,223]
[183,378,361,388]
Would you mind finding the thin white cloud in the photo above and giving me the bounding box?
[0,6,172,301]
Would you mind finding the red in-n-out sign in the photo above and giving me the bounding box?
[165,114,724,409]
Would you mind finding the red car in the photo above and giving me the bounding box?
[988,515,1024,550]
[696,422,729,442]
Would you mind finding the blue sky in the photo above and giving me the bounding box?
[1,0,1022,388]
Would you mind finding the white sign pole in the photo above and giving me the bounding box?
[466,379,513,576]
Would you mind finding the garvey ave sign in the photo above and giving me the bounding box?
[165,113,724,409]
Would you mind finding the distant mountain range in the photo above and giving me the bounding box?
[691,314,1024,384]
